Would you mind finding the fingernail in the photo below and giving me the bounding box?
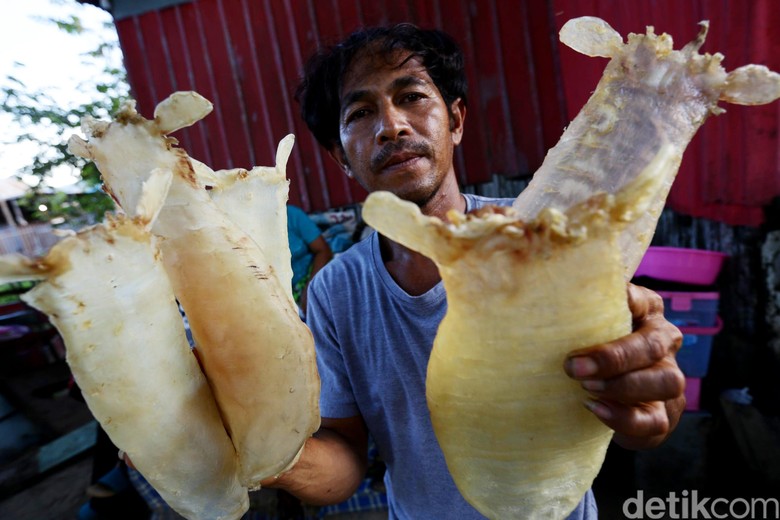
[584,399,612,420]
[568,356,598,378]
[581,379,606,392]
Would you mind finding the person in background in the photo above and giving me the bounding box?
[288,204,333,315]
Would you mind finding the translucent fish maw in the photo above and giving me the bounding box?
[191,135,296,305]
[514,17,780,277]
[363,16,780,520]
[0,170,248,520]
[362,147,669,519]
[69,92,320,488]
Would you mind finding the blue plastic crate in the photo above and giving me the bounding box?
[675,318,722,377]
[659,291,719,328]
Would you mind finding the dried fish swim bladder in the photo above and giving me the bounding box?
[363,159,663,520]
[0,170,249,520]
[363,17,779,520]
[513,16,780,277]
[191,134,296,304]
[68,92,320,489]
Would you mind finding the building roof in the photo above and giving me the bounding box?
[0,177,30,201]
[76,0,193,20]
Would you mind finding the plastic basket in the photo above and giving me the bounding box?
[659,291,719,328]
[635,247,727,285]
[676,317,722,378]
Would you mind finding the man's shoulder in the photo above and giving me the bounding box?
[462,192,514,210]
[306,234,377,318]
[310,233,374,285]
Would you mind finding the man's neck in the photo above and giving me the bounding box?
[378,175,464,296]
[418,172,466,219]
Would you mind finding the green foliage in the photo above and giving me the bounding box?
[1,10,128,228]
[0,281,37,304]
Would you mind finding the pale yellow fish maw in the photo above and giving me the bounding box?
[21,216,248,520]
[363,192,625,519]
[428,220,624,519]
[70,93,321,488]
[151,156,320,488]
[199,135,296,306]
[354,14,780,520]
[155,178,320,486]
[513,18,779,277]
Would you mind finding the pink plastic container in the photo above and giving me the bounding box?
[635,247,728,285]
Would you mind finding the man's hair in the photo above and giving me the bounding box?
[295,23,468,151]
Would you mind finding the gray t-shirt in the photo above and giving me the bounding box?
[307,193,598,519]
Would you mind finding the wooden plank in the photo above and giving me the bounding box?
[37,421,98,474]
[0,421,97,497]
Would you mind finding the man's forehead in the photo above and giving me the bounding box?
[340,49,431,96]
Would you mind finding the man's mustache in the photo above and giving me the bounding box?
[370,141,433,172]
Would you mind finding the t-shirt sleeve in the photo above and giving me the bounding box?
[289,205,322,245]
[306,272,360,418]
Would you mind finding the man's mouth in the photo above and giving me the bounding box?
[371,141,431,173]
[382,153,422,172]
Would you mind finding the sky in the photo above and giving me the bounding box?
[0,0,120,188]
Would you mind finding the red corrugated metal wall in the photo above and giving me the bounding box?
[114,0,566,211]
[114,0,779,226]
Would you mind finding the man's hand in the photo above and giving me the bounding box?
[564,283,686,450]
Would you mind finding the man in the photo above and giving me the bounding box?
[267,24,685,519]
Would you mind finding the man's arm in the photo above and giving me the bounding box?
[564,283,686,450]
[265,415,369,505]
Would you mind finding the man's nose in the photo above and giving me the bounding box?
[376,104,410,143]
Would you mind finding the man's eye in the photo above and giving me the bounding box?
[402,93,424,103]
[346,108,369,123]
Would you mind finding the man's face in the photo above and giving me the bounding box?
[333,49,465,206]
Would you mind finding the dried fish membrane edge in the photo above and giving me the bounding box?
[201,134,297,306]
[361,147,664,518]
[154,184,319,487]
[0,171,249,520]
[515,17,780,278]
[361,191,626,519]
[69,92,320,488]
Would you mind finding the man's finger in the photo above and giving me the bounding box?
[565,321,682,379]
[583,399,670,438]
[579,359,686,403]
[627,283,665,322]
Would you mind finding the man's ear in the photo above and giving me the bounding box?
[327,146,353,178]
[450,98,466,146]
